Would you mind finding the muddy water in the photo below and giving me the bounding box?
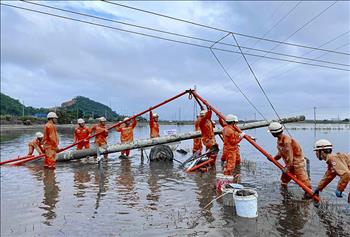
[1,124,349,237]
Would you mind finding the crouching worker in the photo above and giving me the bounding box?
[28,132,44,156]
[43,112,59,169]
[313,139,350,204]
[115,117,137,157]
[90,117,109,159]
[219,114,244,175]
[268,122,312,196]
[186,144,219,172]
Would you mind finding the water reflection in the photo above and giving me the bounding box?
[40,169,60,226]
[272,188,310,236]
[315,201,350,236]
[116,158,139,207]
[93,164,109,213]
[193,170,216,223]
[147,162,174,209]
[73,161,91,199]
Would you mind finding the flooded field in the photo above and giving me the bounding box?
[1,123,349,237]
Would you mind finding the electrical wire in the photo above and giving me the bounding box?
[231,33,292,136]
[21,1,348,67]
[103,0,349,56]
[218,1,341,84]
[2,3,348,72]
[210,48,267,120]
[247,1,302,51]
[261,31,350,80]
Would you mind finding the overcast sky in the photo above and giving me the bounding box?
[1,1,349,120]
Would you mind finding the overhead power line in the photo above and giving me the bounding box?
[103,0,350,56]
[210,48,267,120]
[217,1,341,85]
[248,1,302,50]
[2,3,349,72]
[261,31,350,81]
[21,1,348,67]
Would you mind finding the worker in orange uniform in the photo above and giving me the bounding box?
[312,139,350,204]
[198,108,217,163]
[90,117,109,159]
[149,111,160,138]
[192,115,203,156]
[268,122,312,194]
[74,118,90,150]
[115,117,137,157]
[27,132,45,155]
[43,112,59,169]
[219,114,244,175]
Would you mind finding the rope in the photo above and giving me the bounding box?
[210,48,267,120]
[231,33,292,136]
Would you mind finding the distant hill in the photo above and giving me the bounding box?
[1,92,50,116]
[0,93,123,122]
[61,96,119,119]
[0,93,23,116]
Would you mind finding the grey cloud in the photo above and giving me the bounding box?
[1,1,349,120]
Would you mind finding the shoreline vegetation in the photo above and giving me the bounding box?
[1,120,349,132]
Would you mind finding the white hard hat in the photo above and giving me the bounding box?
[200,110,207,116]
[99,117,106,122]
[153,113,159,118]
[47,112,58,119]
[35,132,44,138]
[225,114,238,123]
[77,118,85,124]
[123,117,129,121]
[268,122,283,134]
[314,139,333,151]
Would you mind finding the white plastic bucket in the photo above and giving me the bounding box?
[221,184,244,207]
[233,189,258,218]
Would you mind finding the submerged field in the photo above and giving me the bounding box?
[1,123,349,236]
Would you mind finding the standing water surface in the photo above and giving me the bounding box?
[1,123,349,236]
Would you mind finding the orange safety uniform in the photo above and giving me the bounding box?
[317,153,350,203]
[115,119,137,156]
[192,118,203,155]
[74,126,91,150]
[275,134,311,188]
[43,120,59,169]
[28,139,44,156]
[198,110,217,161]
[149,111,160,138]
[219,118,242,175]
[90,124,108,147]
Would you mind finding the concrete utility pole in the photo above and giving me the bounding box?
[193,85,197,121]
[76,106,78,120]
[22,100,25,117]
[56,115,305,162]
[313,106,317,141]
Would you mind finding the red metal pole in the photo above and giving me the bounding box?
[191,90,320,203]
[8,89,193,166]
[0,155,35,166]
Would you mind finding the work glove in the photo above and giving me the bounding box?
[282,166,289,174]
[239,132,246,139]
[313,189,320,196]
[335,189,343,198]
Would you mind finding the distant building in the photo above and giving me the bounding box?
[34,113,47,118]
